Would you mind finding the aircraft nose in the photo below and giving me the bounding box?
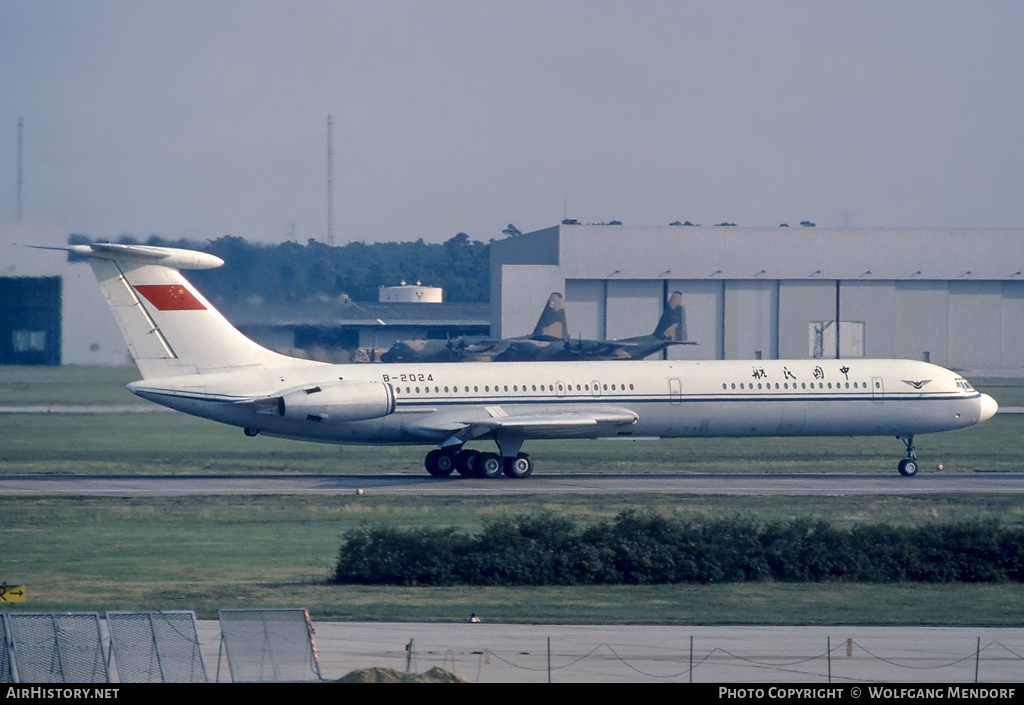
[978,393,999,423]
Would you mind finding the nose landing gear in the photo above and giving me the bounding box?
[897,435,918,477]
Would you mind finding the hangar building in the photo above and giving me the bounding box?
[1,223,129,366]
[490,224,1024,369]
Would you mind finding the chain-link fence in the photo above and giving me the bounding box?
[216,609,322,682]
[304,624,1024,683]
[6,613,108,683]
[2,616,1021,683]
[0,615,13,683]
[107,611,207,683]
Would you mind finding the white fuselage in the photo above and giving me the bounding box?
[128,357,996,447]
[55,241,999,477]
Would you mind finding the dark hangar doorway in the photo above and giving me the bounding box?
[0,276,62,365]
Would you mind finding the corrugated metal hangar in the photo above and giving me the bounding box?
[491,224,1024,369]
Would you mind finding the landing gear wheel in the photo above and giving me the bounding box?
[897,435,918,477]
[503,453,533,479]
[478,453,504,479]
[424,448,456,477]
[455,449,480,476]
[898,458,918,477]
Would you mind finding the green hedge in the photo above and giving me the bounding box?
[334,512,1024,586]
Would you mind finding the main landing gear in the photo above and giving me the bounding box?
[424,447,534,479]
[897,435,918,477]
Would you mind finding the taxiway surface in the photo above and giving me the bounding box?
[2,472,1023,497]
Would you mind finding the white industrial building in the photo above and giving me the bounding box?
[7,221,1024,370]
[491,224,1024,369]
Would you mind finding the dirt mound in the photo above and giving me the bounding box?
[336,666,466,683]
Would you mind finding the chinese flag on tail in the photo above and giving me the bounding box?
[134,284,207,311]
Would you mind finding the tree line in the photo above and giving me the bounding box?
[69,233,491,303]
[334,512,1024,586]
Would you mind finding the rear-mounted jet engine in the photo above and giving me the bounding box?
[254,380,396,422]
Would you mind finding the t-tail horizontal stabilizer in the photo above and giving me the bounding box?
[56,243,319,379]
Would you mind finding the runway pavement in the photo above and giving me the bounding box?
[2,472,1024,496]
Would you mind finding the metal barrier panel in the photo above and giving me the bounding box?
[8,613,108,683]
[218,609,322,682]
[1,614,13,683]
[107,611,208,683]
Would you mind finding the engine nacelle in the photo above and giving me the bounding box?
[255,380,396,423]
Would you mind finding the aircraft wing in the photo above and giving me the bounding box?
[405,405,639,441]
[467,406,639,430]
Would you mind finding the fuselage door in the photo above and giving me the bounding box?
[669,377,682,405]
[871,376,884,402]
[591,380,601,397]
[556,381,566,398]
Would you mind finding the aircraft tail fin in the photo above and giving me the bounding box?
[69,243,304,379]
[653,291,688,342]
[531,292,569,341]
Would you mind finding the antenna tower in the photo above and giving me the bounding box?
[17,117,23,221]
[326,114,334,246]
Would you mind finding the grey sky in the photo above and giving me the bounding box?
[2,1,1022,244]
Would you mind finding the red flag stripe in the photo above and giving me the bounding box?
[134,284,207,311]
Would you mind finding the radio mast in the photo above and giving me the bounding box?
[16,117,23,221]
[326,114,334,246]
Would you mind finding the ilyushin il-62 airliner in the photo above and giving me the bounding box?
[50,243,998,479]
